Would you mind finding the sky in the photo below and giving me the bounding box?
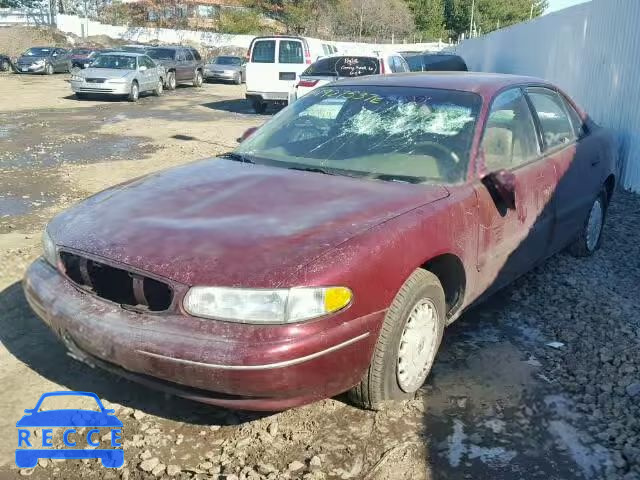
[546,0,591,14]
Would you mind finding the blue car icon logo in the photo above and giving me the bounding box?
[16,391,123,468]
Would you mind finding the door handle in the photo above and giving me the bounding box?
[591,160,601,166]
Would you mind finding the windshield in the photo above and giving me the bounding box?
[303,56,380,77]
[236,86,481,184]
[146,48,175,60]
[24,48,51,56]
[90,54,136,70]
[213,56,241,65]
[71,48,93,55]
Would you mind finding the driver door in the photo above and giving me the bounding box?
[474,87,557,295]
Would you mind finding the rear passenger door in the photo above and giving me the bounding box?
[183,48,196,80]
[524,87,601,251]
[175,49,188,81]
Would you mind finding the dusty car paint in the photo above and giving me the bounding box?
[23,73,617,410]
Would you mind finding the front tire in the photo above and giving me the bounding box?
[153,78,163,96]
[166,71,176,90]
[128,81,139,102]
[1,59,11,72]
[568,189,607,257]
[193,70,203,87]
[349,269,445,410]
[234,72,242,85]
[45,63,54,75]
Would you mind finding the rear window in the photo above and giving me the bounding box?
[405,55,423,72]
[251,40,276,63]
[279,40,304,64]
[302,56,380,77]
[423,55,467,71]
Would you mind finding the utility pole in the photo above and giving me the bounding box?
[469,0,475,38]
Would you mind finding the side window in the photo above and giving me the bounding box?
[526,88,576,149]
[251,40,275,63]
[561,95,587,138]
[388,56,398,73]
[397,57,409,72]
[191,49,201,61]
[481,88,540,171]
[176,50,186,61]
[279,40,304,64]
[184,49,194,61]
[143,56,155,68]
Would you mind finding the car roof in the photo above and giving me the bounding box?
[333,71,552,97]
[96,51,146,57]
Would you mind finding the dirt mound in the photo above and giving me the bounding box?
[0,25,72,57]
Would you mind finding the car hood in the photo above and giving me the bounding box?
[16,410,123,427]
[17,55,47,63]
[49,159,449,287]
[80,68,133,79]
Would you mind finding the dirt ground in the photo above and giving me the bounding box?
[1,71,639,480]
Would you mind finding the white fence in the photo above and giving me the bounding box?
[0,9,444,53]
[0,8,52,26]
[456,0,640,192]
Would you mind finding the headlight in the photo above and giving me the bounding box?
[183,286,352,324]
[71,74,83,81]
[42,229,57,266]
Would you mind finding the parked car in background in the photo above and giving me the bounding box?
[70,52,164,102]
[24,73,616,411]
[0,53,13,72]
[403,53,468,72]
[145,46,204,90]
[289,53,410,103]
[245,35,338,113]
[204,55,245,84]
[68,47,103,69]
[16,47,70,74]
[121,45,149,53]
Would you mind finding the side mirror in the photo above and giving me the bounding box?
[139,65,147,71]
[52,53,58,57]
[237,126,258,143]
[482,169,516,211]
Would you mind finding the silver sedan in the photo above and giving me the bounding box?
[70,52,164,102]
[204,55,245,84]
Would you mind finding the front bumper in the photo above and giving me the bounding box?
[16,64,45,73]
[70,80,130,95]
[23,258,382,410]
[204,70,237,80]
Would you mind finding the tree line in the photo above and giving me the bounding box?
[247,0,549,41]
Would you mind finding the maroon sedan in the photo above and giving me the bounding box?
[24,73,617,411]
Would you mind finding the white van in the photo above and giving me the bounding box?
[245,36,337,113]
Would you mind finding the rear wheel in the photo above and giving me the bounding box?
[349,269,445,410]
[166,71,176,90]
[193,70,203,87]
[128,81,139,102]
[252,100,267,114]
[568,189,607,257]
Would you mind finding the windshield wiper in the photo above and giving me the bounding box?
[287,166,334,175]
[218,152,254,164]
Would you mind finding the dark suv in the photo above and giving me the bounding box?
[145,46,204,90]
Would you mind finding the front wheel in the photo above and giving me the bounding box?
[128,81,139,102]
[234,72,242,85]
[193,70,203,87]
[568,189,607,257]
[349,269,445,410]
[166,71,176,90]
[1,59,11,72]
[153,78,163,96]
[45,63,54,75]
